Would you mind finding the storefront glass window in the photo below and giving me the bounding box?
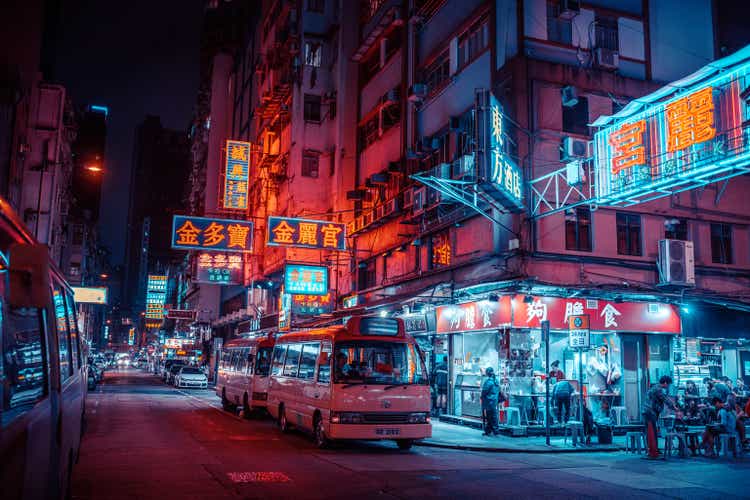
[451,331,498,419]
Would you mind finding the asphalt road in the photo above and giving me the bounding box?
[72,369,750,500]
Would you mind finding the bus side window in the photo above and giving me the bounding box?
[64,292,81,371]
[52,286,72,382]
[1,272,47,426]
[298,343,319,380]
[317,342,331,384]
[283,343,302,378]
[271,345,287,376]
[246,350,254,376]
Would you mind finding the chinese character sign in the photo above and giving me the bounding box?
[195,252,243,284]
[283,264,328,296]
[291,292,333,315]
[172,215,253,253]
[568,314,590,349]
[483,93,523,210]
[223,140,251,210]
[145,275,168,320]
[435,297,512,334]
[594,63,748,206]
[267,216,346,251]
[431,232,451,267]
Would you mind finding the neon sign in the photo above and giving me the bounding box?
[223,140,251,210]
[593,48,750,206]
[195,252,243,284]
[480,93,523,211]
[283,264,328,296]
[145,275,167,320]
[267,216,346,251]
[172,215,253,253]
[292,292,333,315]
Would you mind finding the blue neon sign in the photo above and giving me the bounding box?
[283,264,328,296]
[480,93,523,211]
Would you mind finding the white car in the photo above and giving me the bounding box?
[175,366,208,389]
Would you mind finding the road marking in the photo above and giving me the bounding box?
[227,472,291,483]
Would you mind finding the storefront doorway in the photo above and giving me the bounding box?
[621,335,647,424]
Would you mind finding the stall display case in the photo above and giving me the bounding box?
[454,374,483,418]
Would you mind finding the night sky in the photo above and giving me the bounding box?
[53,0,204,265]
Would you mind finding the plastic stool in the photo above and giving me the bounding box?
[625,431,646,453]
[564,421,585,447]
[500,407,521,426]
[536,406,548,426]
[663,431,688,459]
[610,406,628,426]
[718,433,741,458]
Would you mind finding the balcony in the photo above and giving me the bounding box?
[353,0,403,62]
[257,66,294,121]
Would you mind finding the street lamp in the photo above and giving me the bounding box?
[85,163,103,173]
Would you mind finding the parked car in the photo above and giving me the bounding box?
[175,366,208,389]
[87,366,98,390]
[166,363,185,385]
[162,360,178,380]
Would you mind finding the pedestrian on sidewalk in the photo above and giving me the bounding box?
[552,379,573,424]
[642,375,679,459]
[481,367,502,436]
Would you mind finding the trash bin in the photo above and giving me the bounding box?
[596,424,613,444]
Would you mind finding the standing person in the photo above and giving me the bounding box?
[434,359,448,416]
[552,379,574,424]
[549,360,565,381]
[481,367,502,436]
[642,375,680,459]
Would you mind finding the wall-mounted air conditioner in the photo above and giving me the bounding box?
[412,187,426,215]
[560,136,591,161]
[383,198,400,217]
[658,239,695,286]
[561,85,578,107]
[402,187,415,208]
[595,48,619,70]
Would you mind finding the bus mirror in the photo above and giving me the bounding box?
[319,352,329,365]
[8,243,50,309]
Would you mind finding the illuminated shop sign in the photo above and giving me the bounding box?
[267,216,346,251]
[512,296,681,333]
[342,295,359,309]
[278,289,291,331]
[436,297,512,334]
[72,286,108,304]
[283,264,328,296]
[223,140,251,210]
[291,292,333,315]
[195,252,243,284]
[145,275,168,320]
[128,327,135,346]
[166,309,196,321]
[593,59,750,206]
[431,231,451,267]
[172,215,253,253]
[479,92,523,211]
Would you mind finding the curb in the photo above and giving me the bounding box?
[415,440,623,454]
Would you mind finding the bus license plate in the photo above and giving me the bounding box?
[375,428,400,436]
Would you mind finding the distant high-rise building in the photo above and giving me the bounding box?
[124,116,190,316]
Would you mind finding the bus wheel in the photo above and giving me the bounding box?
[314,413,329,449]
[221,389,233,411]
[396,439,414,451]
[242,393,252,419]
[278,405,290,433]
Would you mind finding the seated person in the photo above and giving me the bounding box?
[335,353,355,379]
[701,397,736,457]
[684,380,699,398]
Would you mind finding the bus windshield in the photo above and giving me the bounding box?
[333,341,428,385]
[256,347,272,376]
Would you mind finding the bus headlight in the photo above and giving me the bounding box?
[408,412,430,424]
[330,411,364,424]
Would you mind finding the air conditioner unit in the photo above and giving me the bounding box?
[412,187,426,215]
[594,48,619,70]
[426,187,441,207]
[408,83,428,102]
[565,160,584,185]
[658,239,695,286]
[402,187,415,208]
[355,215,365,231]
[374,205,385,220]
[557,0,580,19]
[561,85,578,107]
[434,162,451,179]
[560,136,592,161]
[383,198,400,217]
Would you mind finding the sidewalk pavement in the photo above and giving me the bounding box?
[417,421,625,453]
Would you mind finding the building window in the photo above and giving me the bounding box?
[710,223,732,264]
[457,15,489,69]
[307,0,324,13]
[304,94,322,122]
[616,213,642,256]
[358,259,376,290]
[304,42,322,67]
[665,219,688,241]
[563,96,589,136]
[301,151,319,178]
[595,16,619,51]
[420,51,450,97]
[547,1,573,45]
[565,208,592,252]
